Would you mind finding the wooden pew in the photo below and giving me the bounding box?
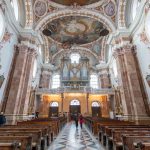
[112,131,150,150]
[135,142,150,150]
[0,130,42,150]
[17,121,54,142]
[0,136,32,150]
[122,135,150,150]
[0,126,49,149]
[0,142,19,150]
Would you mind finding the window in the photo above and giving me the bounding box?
[92,102,100,107]
[39,46,42,56]
[52,74,60,89]
[113,59,118,78]
[70,53,80,64]
[0,10,5,41]
[145,11,150,41]
[10,0,19,21]
[33,59,37,78]
[132,0,141,20]
[51,102,59,107]
[70,99,80,106]
[90,74,98,89]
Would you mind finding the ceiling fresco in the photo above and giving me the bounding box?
[48,0,100,6]
[42,16,109,45]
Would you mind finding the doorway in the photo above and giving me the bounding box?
[70,99,81,119]
[91,101,101,117]
[49,102,59,117]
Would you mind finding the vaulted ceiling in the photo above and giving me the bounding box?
[31,0,117,64]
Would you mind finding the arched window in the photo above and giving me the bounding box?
[10,0,19,21]
[70,53,80,64]
[132,0,141,20]
[0,9,5,41]
[70,99,80,106]
[51,102,59,107]
[145,11,150,41]
[38,46,42,56]
[113,59,118,78]
[33,59,37,78]
[52,74,60,89]
[90,74,98,89]
[92,102,100,107]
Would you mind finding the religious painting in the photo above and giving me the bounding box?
[34,0,48,17]
[49,0,100,6]
[44,16,108,45]
[104,1,116,17]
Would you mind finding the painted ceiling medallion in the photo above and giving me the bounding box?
[34,0,48,17]
[42,16,109,45]
[48,0,100,6]
[104,1,116,17]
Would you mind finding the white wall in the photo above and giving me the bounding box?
[0,25,18,103]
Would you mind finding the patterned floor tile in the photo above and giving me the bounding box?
[48,122,104,150]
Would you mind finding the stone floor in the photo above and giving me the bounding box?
[48,122,104,150]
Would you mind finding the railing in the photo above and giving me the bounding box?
[35,87,115,94]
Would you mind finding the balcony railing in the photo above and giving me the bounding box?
[36,87,115,94]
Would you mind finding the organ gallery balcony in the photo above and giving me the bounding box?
[35,86,115,95]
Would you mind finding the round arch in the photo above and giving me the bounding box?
[92,101,100,107]
[50,102,59,107]
[91,101,101,117]
[70,99,80,106]
[52,47,99,63]
[35,8,116,32]
[49,101,59,117]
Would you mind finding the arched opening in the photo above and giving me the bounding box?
[49,102,59,117]
[70,99,81,119]
[10,0,19,21]
[32,59,37,78]
[91,101,101,117]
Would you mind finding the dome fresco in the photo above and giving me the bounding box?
[49,0,100,6]
[43,16,109,45]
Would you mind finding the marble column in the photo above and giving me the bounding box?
[114,45,148,119]
[123,45,147,118]
[4,44,28,116]
[18,48,37,115]
[39,68,51,88]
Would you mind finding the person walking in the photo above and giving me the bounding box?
[74,113,78,128]
[79,114,84,129]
